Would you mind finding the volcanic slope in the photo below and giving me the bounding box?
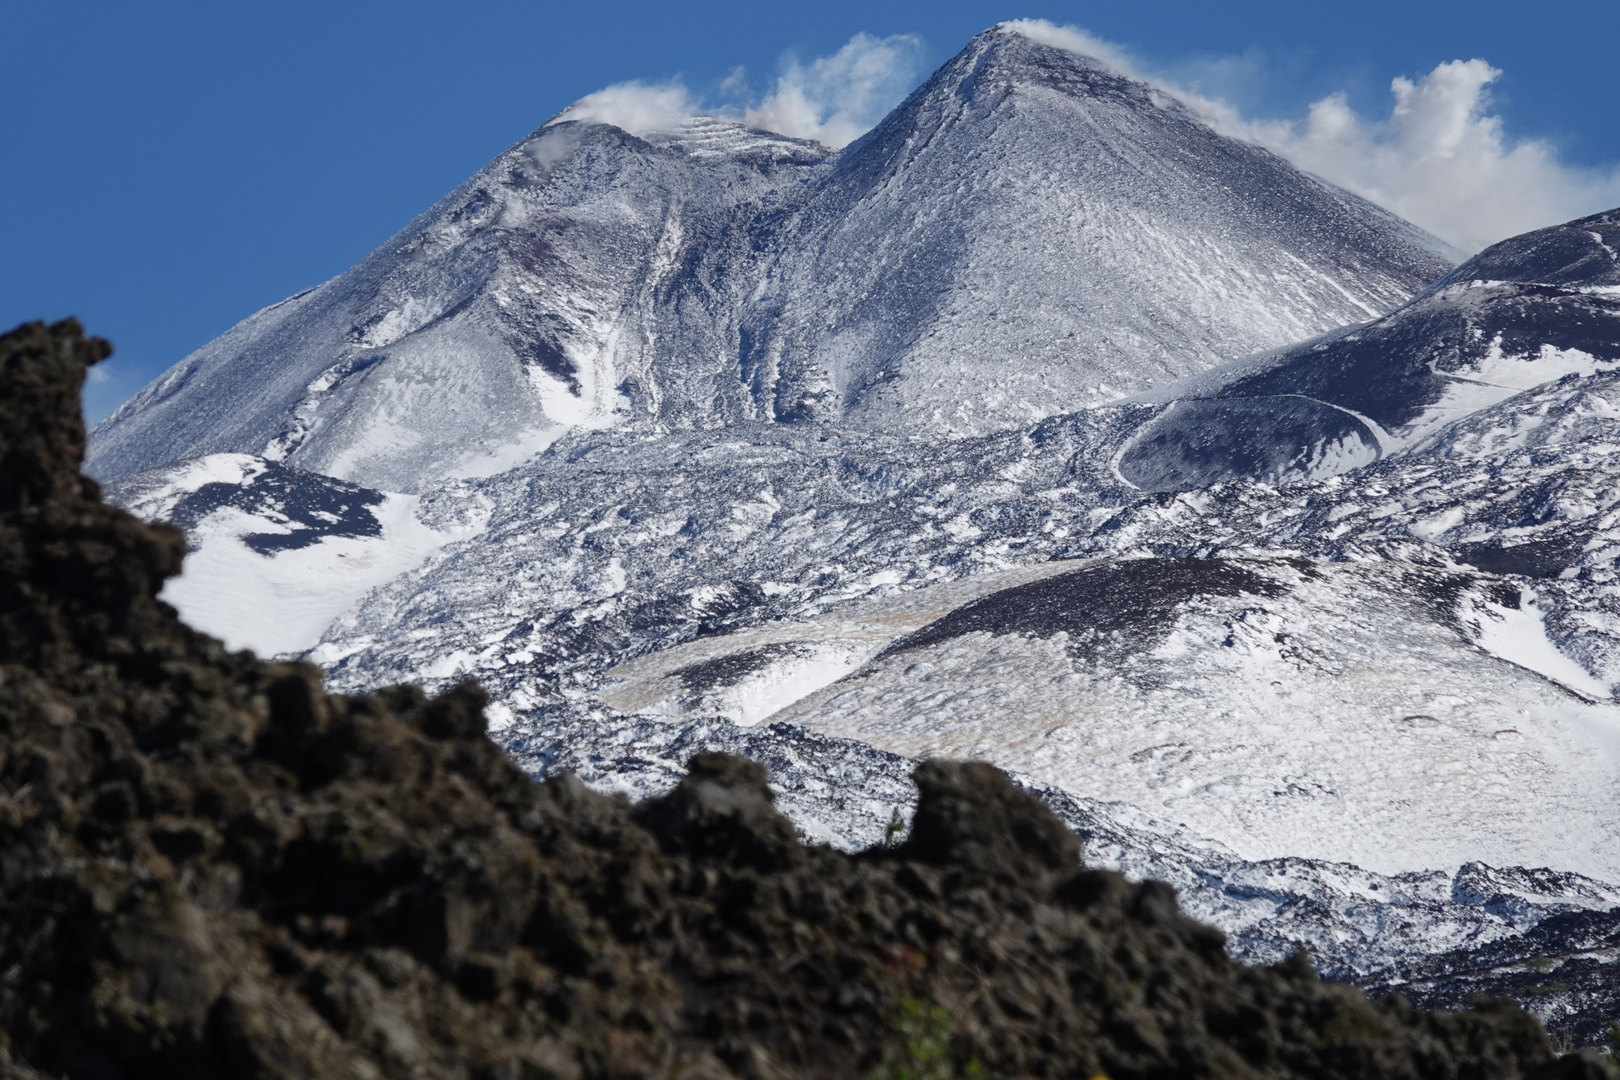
[9,318,1602,1080]
[85,23,1452,491]
[736,22,1454,433]
[125,206,1604,1025]
[86,120,835,493]
[1118,208,1620,490]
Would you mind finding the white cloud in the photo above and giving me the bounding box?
[547,80,701,138]
[1214,62,1620,252]
[546,21,1620,251]
[744,33,927,147]
[546,33,925,150]
[1003,19,1620,253]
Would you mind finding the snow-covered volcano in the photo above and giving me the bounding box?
[81,21,1620,1039]
[734,26,1453,433]
[86,24,1450,492]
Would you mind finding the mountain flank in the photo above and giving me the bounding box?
[1121,208,1620,490]
[6,317,1614,1078]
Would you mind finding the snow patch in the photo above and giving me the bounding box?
[445,425,568,481]
[161,492,484,658]
[1464,589,1612,700]
[1398,343,1618,449]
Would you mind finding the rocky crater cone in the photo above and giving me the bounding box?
[3,318,1611,1079]
[84,24,1452,492]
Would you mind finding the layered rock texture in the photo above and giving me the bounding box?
[4,318,1612,1078]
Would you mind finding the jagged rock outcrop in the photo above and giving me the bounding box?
[2,320,1607,1079]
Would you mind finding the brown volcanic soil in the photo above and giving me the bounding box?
[0,317,1611,1080]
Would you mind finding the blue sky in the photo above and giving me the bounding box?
[5,0,1618,421]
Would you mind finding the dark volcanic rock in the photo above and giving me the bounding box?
[105,457,389,555]
[1438,208,1620,290]
[1,319,1608,1078]
[880,557,1288,661]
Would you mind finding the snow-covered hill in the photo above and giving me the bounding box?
[86,24,1450,492]
[512,711,1620,1040]
[104,456,487,653]
[1118,208,1620,490]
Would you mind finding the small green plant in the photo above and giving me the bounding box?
[869,997,986,1080]
[1520,982,1572,996]
[882,807,909,848]
[1607,1020,1620,1066]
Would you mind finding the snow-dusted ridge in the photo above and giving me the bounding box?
[1115,208,1620,492]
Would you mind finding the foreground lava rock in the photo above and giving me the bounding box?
[1,319,1610,1080]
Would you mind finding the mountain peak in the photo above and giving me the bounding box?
[895,20,1150,116]
[89,25,1451,489]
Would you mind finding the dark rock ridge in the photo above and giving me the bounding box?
[5,319,1612,1077]
[513,708,1620,1047]
[877,558,1289,661]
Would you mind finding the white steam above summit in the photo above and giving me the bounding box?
[548,19,1620,253]
[547,31,926,149]
[1010,19,1620,253]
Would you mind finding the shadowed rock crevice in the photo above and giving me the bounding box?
[0,319,1605,1079]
